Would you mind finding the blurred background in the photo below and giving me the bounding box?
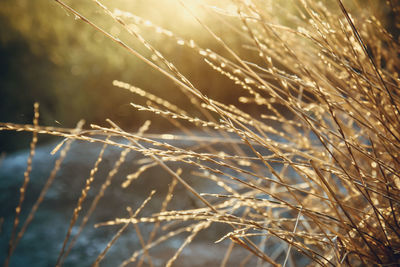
[1,0,398,153]
[0,0,243,153]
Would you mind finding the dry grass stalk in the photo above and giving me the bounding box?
[56,136,110,266]
[1,0,400,266]
[93,190,156,266]
[5,103,39,267]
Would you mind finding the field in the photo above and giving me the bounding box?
[1,0,400,266]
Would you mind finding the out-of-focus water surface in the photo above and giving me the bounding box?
[0,137,271,266]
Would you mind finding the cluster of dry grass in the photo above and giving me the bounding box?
[1,0,400,266]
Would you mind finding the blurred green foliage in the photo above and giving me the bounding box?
[1,0,398,152]
[0,0,239,152]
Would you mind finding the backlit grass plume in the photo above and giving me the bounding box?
[1,0,400,266]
